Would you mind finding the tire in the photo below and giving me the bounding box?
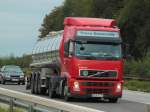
[109,98,118,103]
[26,76,31,90]
[48,79,56,98]
[37,73,42,94]
[22,81,25,85]
[63,82,71,101]
[34,73,38,94]
[31,74,35,94]
[37,74,47,94]
[2,79,6,85]
[18,82,20,85]
[40,88,47,94]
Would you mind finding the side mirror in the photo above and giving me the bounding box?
[64,40,74,57]
[64,42,69,57]
[69,41,74,56]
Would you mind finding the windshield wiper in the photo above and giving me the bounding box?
[104,57,120,60]
[84,56,97,60]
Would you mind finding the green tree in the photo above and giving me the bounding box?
[118,0,150,58]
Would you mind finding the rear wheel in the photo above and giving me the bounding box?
[41,88,47,94]
[37,73,41,94]
[108,98,118,103]
[34,73,39,94]
[31,74,35,94]
[48,79,56,98]
[37,73,47,94]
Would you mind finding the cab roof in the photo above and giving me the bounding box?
[64,17,117,27]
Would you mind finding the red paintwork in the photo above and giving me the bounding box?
[59,17,123,97]
[64,17,117,27]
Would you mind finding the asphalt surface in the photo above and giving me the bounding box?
[0,83,149,112]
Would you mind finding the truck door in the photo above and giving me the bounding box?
[64,40,74,75]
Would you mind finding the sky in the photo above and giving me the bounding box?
[0,0,64,57]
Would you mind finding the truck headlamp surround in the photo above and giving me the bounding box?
[73,81,80,91]
[116,83,122,93]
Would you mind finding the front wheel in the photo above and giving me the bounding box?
[2,79,6,85]
[22,81,25,85]
[31,74,35,94]
[63,82,72,101]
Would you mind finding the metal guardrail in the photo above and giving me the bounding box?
[0,87,103,112]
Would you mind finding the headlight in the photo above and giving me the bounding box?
[73,81,80,91]
[20,75,24,78]
[116,83,122,92]
[5,74,10,78]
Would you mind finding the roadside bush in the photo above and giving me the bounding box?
[124,51,150,78]
[124,80,150,92]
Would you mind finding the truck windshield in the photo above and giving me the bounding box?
[75,42,122,60]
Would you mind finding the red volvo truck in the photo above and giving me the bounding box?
[28,17,123,103]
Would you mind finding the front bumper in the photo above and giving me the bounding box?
[70,93,122,99]
[5,78,25,82]
[69,79,123,99]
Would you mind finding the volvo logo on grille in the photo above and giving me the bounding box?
[80,70,117,78]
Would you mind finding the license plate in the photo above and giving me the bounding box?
[12,79,19,81]
[92,94,103,97]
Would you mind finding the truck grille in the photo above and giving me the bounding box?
[80,70,117,78]
[81,82,114,87]
[83,88,112,94]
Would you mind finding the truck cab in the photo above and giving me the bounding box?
[60,18,123,102]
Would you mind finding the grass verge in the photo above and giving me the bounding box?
[124,79,150,92]
[0,106,24,112]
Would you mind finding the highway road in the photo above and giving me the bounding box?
[0,84,149,112]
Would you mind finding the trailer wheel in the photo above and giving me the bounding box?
[48,80,56,98]
[108,98,118,103]
[63,82,71,101]
[37,73,41,94]
[41,88,47,94]
[34,73,39,94]
[31,74,35,94]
